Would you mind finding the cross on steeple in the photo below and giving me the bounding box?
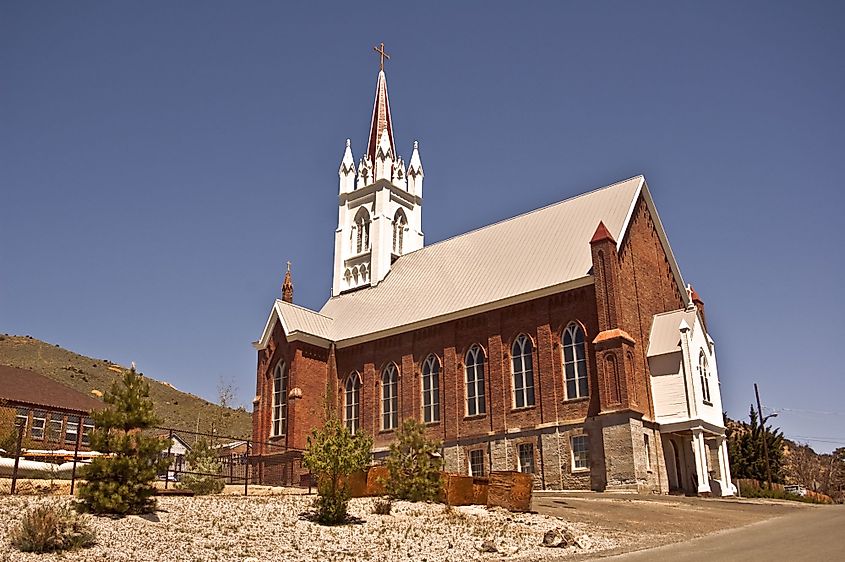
[373,42,390,71]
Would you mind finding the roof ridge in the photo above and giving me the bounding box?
[276,299,334,320]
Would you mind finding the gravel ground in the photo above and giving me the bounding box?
[0,494,618,562]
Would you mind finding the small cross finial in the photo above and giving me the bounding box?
[286,260,291,272]
[373,42,390,71]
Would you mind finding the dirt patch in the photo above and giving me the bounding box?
[532,493,811,557]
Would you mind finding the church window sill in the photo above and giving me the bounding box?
[510,405,536,413]
[463,414,487,421]
[562,396,590,404]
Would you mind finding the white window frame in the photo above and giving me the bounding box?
[421,355,440,424]
[271,361,288,437]
[465,345,486,416]
[392,209,407,254]
[15,408,28,430]
[49,414,63,442]
[511,334,535,408]
[571,435,590,472]
[30,410,46,440]
[518,443,535,474]
[381,363,399,431]
[345,372,361,434]
[698,351,712,405]
[65,415,80,446]
[81,419,94,446]
[469,449,485,477]
[563,323,589,400]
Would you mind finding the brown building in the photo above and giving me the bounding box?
[0,364,102,451]
[251,62,733,496]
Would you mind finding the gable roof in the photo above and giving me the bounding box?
[0,364,104,413]
[255,174,689,349]
[647,309,699,357]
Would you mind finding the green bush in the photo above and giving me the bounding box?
[384,419,442,502]
[179,439,225,495]
[739,482,827,504]
[303,418,372,525]
[77,368,169,515]
[10,504,96,553]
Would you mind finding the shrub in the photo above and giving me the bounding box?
[77,368,169,515]
[303,418,372,525]
[384,419,442,502]
[179,439,225,495]
[10,503,96,553]
[372,498,392,515]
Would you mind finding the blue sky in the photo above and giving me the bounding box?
[2,2,843,451]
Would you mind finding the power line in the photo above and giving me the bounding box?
[765,406,845,417]
[788,435,845,445]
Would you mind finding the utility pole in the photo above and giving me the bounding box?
[754,383,774,490]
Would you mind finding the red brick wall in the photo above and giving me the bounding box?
[616,196,686,419]
[331,284,601,450]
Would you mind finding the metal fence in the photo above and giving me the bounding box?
[1,422,312,496]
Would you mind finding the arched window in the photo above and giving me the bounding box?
[345,372,361,434]
[392,209,407,254]
[563,323,588,400]
[512,334,535,408]
[354,207,371,254]
[699,352,712,404]
[465,345,486,416]
[421,355,440,423]
[381,364,399,430]
[271,361,288,436]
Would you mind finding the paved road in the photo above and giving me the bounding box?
[605,504,845,561]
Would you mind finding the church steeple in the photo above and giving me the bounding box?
[331,45,425,297]
[366,68,396,168]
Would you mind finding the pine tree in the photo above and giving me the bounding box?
[303,417,372,524]
[727,406,784,483]
[384,419,442,502]
[77,368,168,515]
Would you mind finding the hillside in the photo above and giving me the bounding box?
[0,335,252,439]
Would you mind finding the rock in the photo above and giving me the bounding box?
[478,539,498,553]
[543,527,587,548]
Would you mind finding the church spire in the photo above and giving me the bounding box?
[282,261,293,303]
[367,44,396,167]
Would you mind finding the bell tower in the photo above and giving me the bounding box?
[332,44,424,296]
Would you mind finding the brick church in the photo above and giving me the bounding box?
[251,50,734,496]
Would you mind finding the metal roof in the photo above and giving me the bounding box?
[318,175,643,343]
[0,364,104,413]
[647,309,698,357]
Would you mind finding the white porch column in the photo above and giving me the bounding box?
[691,428,711,494]
[717,436,734,496]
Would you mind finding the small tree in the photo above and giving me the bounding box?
[77,368,168,515]
[0,404,32,457]
[728,406,785,483]
[303,418,372,524]
[384,419,442,502]
[179,439,225,495]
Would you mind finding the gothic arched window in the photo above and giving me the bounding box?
[381,363,399,430]
[354,207,371,254]
[393,209,407,254]
[345,372,361,434]
[465,345,486,416]
[421,355,440,423]
[563,323,589,400]
[512,334,535,408]
[699,352,712,404]
[271,361,288,437]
